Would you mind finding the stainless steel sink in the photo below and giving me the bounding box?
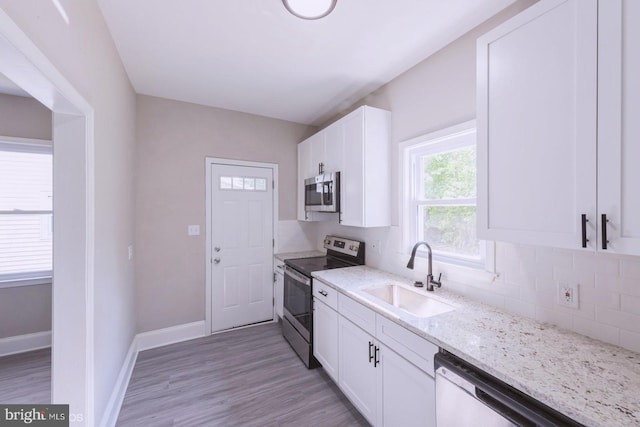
[362,284,455,318]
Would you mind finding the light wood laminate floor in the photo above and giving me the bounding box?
[117,322,369,426]
[0,348,51,404]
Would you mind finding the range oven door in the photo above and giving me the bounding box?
[283,266,312,342]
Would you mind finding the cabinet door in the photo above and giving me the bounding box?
[477,0,598,250]
[309,132,325,176]
[323,122,343,174]
[597,0,640,255]
[340,109,365,227]
[297,138,312,221]
[379,344,435,427]
[313,298,339,382]
[338,316,377,426]
[274,270,284,318]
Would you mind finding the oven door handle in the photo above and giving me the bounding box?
[285,266,311,286]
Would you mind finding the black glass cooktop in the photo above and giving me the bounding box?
[285,256,354,277]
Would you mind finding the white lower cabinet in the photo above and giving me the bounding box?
[379,343,435,427]
[313,297,339,382]
[338,315,379,425]
[314,290,436,427]
[273,258,285,318]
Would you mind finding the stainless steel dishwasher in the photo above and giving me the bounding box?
[434,351,584,426]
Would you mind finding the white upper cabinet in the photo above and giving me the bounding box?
[340,106,391,228]
[597,0,640,255]
[296,105,391,227]
[297,137,313,221]
[477,0,601,251]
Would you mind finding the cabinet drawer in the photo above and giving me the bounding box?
[376,315,438,377]
[313,280,338,310]
[338,294,376,335]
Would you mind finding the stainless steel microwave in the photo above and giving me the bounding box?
[304,172,340,212]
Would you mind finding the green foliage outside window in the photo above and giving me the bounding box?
[420,146,479,257]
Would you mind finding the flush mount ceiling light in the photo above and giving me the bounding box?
[282,0,337,20]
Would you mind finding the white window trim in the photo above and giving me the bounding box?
[400,120,496,274]
[0,136,53,287]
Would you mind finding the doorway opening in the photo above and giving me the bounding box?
[1,10,95,423]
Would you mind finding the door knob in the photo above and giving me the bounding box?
[213,258,221,264]
[214,247,221,252]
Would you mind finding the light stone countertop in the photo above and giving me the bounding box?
[274,250,325,262]
[312,265,640,427]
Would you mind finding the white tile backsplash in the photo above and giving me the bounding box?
[620,329,640,353]
[305,221,640,353]
[620,259,640,279]
[277,220,318,253]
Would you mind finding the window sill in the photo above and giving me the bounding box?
[433,260,499,286]
[0,277,52,289]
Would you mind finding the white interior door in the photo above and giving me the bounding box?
[211,163,274,333]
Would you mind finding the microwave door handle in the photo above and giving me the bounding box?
[324,182,332,205]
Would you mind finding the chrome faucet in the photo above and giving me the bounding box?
[406,241,442,291]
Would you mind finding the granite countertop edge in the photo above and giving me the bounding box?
[312,265,640,427]
[274,250,325,261]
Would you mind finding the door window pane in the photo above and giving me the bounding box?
[219,176,268,192]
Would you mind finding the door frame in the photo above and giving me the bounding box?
[0,10,95,424]
[205,157,279,335]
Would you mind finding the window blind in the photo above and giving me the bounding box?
[0,145,53,281]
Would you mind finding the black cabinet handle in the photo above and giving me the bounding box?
[319,290,328,297]
[368,341,374,363]
[581,214,589,248]
[602,214,609,250]
[374,346,380,368]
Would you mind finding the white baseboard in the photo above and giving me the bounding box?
[0,330,51,357]
[136,320,206,352]
[98,338,138,427]
[98,320,207,427]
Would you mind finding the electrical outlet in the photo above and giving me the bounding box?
[371,240,381,254]
[188,225,200,236]
[127,245,134,261]
[557,282,579,309]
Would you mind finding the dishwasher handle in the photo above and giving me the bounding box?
[434,352,584,427]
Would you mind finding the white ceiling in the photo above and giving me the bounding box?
[97,0,517,126]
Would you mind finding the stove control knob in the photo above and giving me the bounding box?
[350,245,358,251]
[324,238,331,245]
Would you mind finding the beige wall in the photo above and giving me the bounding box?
[0,93,51,140]
[0,285,51,338]
[0,93,53,339]
[0,2,137,423]
[135,95,314,332]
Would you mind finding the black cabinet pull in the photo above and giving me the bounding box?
[374,346,380,368]
[368,341,374,363]
[581,214,589,248]
[602,214,609,250]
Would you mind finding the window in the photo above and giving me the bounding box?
[0,139,53,285]
[219,176,268,191]
[403,121,488,268]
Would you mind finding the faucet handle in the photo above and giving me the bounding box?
[431,273,442,288]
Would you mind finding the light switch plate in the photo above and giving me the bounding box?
[188,225,200,236]
[127,245,134,261]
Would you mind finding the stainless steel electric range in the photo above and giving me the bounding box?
[282,235,365,368]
